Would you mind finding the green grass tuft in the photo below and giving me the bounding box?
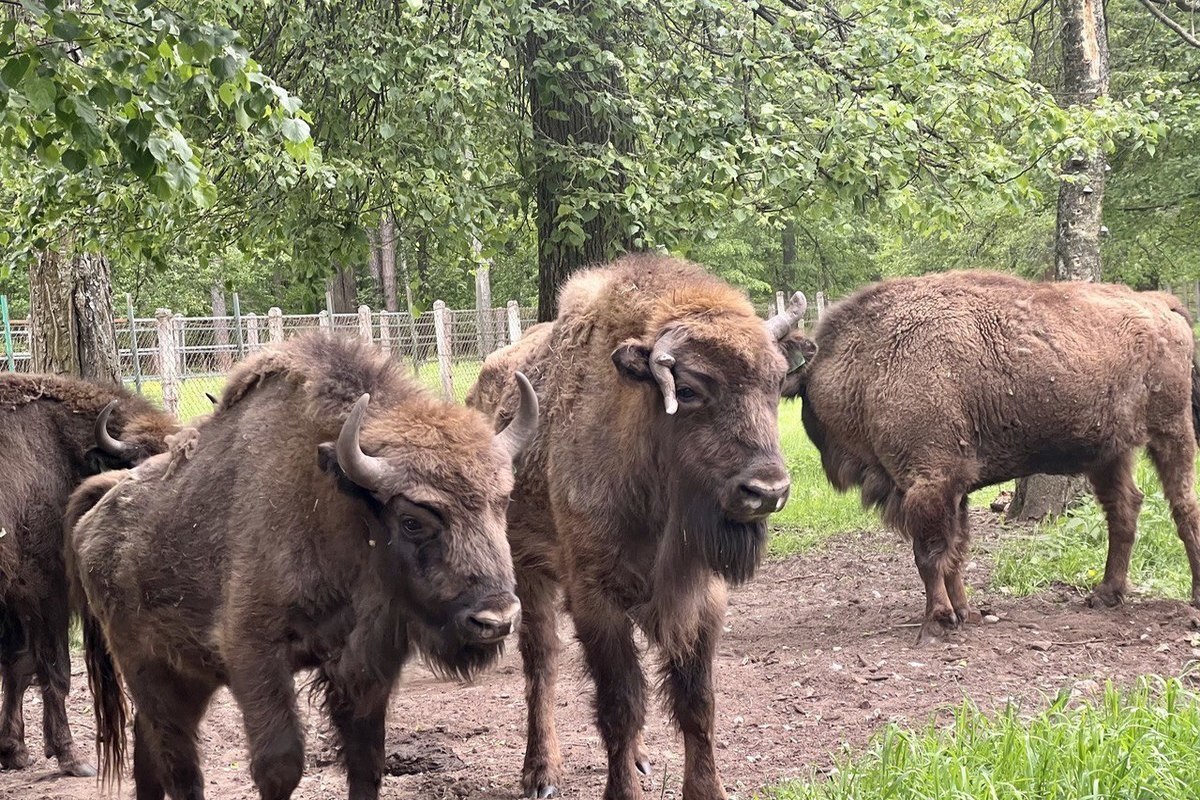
[769,678,1200,800]
[992,455,1198,601]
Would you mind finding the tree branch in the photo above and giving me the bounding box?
[1136,0,1200,48]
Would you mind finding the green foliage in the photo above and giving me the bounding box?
[992,453,1200,601]
[0,0,335,278]
[771,678,1200,800]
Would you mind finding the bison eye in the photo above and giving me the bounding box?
[676,386,698,402]
[401,516,425,536]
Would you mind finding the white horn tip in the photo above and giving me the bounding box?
[664,398,678,415]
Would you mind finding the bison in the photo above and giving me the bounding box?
[0,374,177,777]
[67,334,538,800]
[468,254,807,800]
[787,270,1200,643]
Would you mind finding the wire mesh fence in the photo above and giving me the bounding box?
[1,291,824,421]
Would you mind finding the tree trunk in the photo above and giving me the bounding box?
[29,241,120,384]
[210,284,232,370]
[326,264,358,313]
[780,219,797,292]
[473,237,495,356]
[527,0,635,322]
[367,225,384,301]
[380,212,398,312]
[1008,0,1109,522]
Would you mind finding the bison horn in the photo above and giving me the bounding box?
[496,372,539,461]
[205,392,219,407]
[336,394,389,492]
[95,400,137,460]
[765,291,808,340]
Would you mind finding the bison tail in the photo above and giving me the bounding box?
[64,474,129,788]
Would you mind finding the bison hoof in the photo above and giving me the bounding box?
[636,758,652,777]
[955,607,983,625]
[0,747,31,770]
[1088,585,1125,609]
[526,785,559,799]
[60,758,97,778]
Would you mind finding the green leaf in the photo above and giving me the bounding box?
[61,148,87,172]
[1,55,32,89]
[280,117,310,143]
[23,77,57,113]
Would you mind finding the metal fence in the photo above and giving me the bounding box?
[1,292,814,421]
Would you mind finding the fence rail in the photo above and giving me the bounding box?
[1,292,821,419]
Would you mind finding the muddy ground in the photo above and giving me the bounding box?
[5,511,1200,799]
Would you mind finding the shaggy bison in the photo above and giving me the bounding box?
[67,334,537,800]
[788,271,1200,643]
[469,254,807,800]
[0,374,177,776]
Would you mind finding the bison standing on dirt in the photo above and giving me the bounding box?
[469,254,807,800]
[788,271,1200,644]
[67,334,538,800]
[0,375,177,777]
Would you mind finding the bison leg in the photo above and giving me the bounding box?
[35,594,95,777]
[517,570,564,799]
[323,683,386,800]
[904,482,960,645]
[0,642,34,771]
[573,595,647,800]
[124,664,214,800]
[1147,434,1200,607]
[660,585,727,800]
[944,497,981,625]
[228,656,304,800]
[1088,451,1143,609]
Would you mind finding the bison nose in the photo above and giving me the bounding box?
[462,596,521,643]
[735,476,791,519]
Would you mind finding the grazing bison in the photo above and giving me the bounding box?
[469,254,807,800]
[67,333,537,800]
[0,374,177,777]
[787,270,1200,644]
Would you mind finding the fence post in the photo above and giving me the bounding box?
[1,295,13,372]
[775,291,786,317]
[173,314,186,373]
[816,291,826,319]
[155,309,180,417]
[358,305,373,343]
[507,300,522,344]
[379,312,392,356]
[318,310,331,331]
[125,293,143,392]
[1194,281,1200,318]
[268,307,284,343]
[232,292,246,360]
[433,300,454,401]
[246,313,261,353]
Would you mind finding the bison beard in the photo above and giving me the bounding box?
[677,486,767,586]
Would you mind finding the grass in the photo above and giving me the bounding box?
[992,454,1200,601]
[769,678,1200,800]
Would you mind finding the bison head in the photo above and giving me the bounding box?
[91,400,174,470]
[317,374,538,679]
[611,293,808,584]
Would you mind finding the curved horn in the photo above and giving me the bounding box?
[335,394,389,492]
[649,346,677,415]
[205,392,219,407]
[496,372,539,461]
[765,291,808,340]
[95,400,137,460]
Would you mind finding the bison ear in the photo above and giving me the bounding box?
[317,442,360,495]
[778,333,817,400]
[611,341,654,383]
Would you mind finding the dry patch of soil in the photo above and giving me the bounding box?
[5,512,1199,799]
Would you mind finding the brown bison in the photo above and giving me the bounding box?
[788,270,1200,644]
[67,333,537,800]
[469,254,807,800]
[0,374,177,777]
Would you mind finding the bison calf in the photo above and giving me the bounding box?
[67,334,537,800]
[789,271,1200,643]
[470,254,807,800]
[0,375,177,776]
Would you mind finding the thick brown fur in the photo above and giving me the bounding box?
[469,254,803,800]
[789,270,1200,644]
[68,334,522,800]
[0,374,176,777]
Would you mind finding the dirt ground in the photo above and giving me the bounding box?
[5,511,1200,800]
